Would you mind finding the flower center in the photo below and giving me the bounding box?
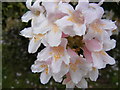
[70,59,81,72]
[52,24,59,33]
[34,10,40,16]
[52,46,64,61]
[67,10,84,25]
[34,34,44,42]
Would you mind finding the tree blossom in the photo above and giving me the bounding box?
[20,0,117,89]
[31,58,69,84]
[84,19,117,41]
[63,73,88,88]
[67,48,91,84]
[37,38,70,73]
[83,39,115,69]
[20,27,47,53]
[22,0,45,28]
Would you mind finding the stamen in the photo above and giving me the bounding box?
[52,46,64,61]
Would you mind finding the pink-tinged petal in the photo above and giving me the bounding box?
[83,47,93,63]
[62,32,69,38]
[75,0,89,11]
[103,39,116,51]
[85,39,103,52]
[89,68,99,81]
[40,69,51,84]
[83,28,96,40]
[41,36,49,46]
[102,31,116,51]
[101,19,117,30]
[67,48,78,58]
[37,47,52,61]
[47,30,62,47]
[55,16,73,27]
[51,59,62,73]
[89,3,104,18]
[53,63,69,82]
[84,3,104,24]
[26,0,32,9]
[63,26,76,36]
[42,2,57,15]
[20,27,33,38]
[28,38,41,53]
[76,78,88,88]
[58,2,74,15]
[60,38,68,48]
[21,11,34,22]
[74,24,86,36]
[70,69,82,84]
[101,52,115,65]
[66,81,75,88]
[32,0,44,11]
[92,52,104,69]
[63,73,71,84]
[32,14,50,34]
[31,61,45,73]
[62,51,70,65]
[54,77,62,83]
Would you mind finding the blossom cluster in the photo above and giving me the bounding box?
[20,0,117,88]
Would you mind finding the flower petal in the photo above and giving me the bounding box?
[53,63,69,82]
[92,52,104,69]
[63,26,76,36]
[20,27,33,38]
[103,39,116,51]
[85,39,103,52]
[89,68,99,81]
[37,47,52,61]
[47,30,62,47]
[75,0,89,11]
[70,69,82,84]
[33,18,50,34]
[31,61,45,73]
[102,52,115,65]
[26,0,32,9]
[76,78,88,88]
[40,69,51,84]
[74,24,86,36]
[55,16,73,28]
[66,81,75,88]
[51,58,62,73]
[21,11,34,22]
[62,51,70,65]
[101,19,117,30]
[42,2,57,15]
[84,3,104,24]
[28,38,41,53]
[58,2,74,15]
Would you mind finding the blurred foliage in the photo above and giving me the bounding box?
[2,2,120,89]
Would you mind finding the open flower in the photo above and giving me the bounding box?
[31,59,69,84]
[83,38,115,69]
[20,27,47,53]
[88,67,99,81]
[37,38,70,73]
[55,0,104,36]
[63,73,88,88]
[22,0,45,28]
[32,2,70,46]
[84,19,117,41]
[92,50,115,69]
[67,48,91,84]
